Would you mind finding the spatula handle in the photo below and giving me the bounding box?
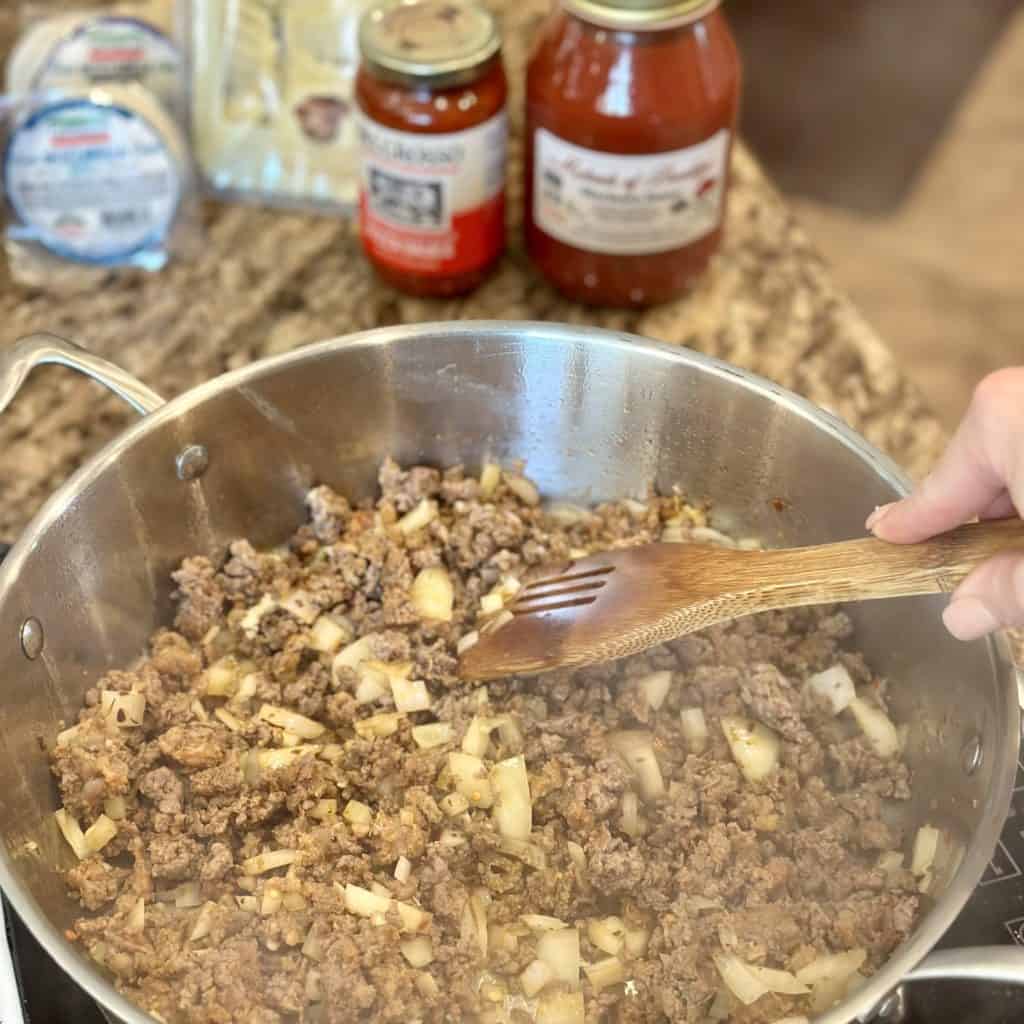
[756,517,1024,605]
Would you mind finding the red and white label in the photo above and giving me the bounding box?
[533,127,730,256]
[357,110,506,276]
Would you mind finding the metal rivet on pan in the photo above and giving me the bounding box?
[20,617,43,660]
[961,734,983,776]
[176,444,209,481]
[872,987,908,1023]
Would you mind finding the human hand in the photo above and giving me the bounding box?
[866,367,1024,641]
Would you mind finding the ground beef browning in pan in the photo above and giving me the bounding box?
[50,459,922,1024]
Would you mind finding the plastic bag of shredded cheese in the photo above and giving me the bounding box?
[185,0,373,213]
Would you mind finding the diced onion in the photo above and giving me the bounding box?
[283,891,308,911]
[877,850,904,875]
[462,715,498,757]
[520,957,554,997]
[101,690,146,726]
[536,990,584,1024]
[410,567,454,622]
[261,887,283,915]
[103,796,127,821]
[491,755,533,841]
[84,814,118,853]
[585,956,626,992]
[236,895,259,913]
[417,971,440,998]
[126,897,145,933]
[680,708,709,753]
[546,503,591,526]
[588,917,625,956]
[623,924,650,957]
[794,949,867,987]
[401,935,434,967]
[847,697,900,759]
[309,616,351,654]
[332,636,375,678]
[354,712,403,739]
[257,704,325,739]
[746,964,809,995]
[720,716,780,783]
[189,902,217,941]
[467,888,490,954]
[341,883,430,932]
[609,731,665,800]
[391,677,431,713]
[241,849,298,875]
[355,663,390,705]
[499,838,547,869]
[911,825,940,877]
[691,527,737,548]
[54,809,88,860]
[412,722,453,749]
[457,631,480,655]
[521,914,567,931]
[240,594,276,636]
[449,752,494,808]
[395,855,413,882]
[504,473,540,506]
[214,707,244,732]
[256,745,321,772]
[479,462,501,498]
[537,927,580,988]
[174,882,202,908]
[310,799,337,821]
[343,800,373,826]
[302,928,324,960]
[806,665,856,715]
[637,671,672,711]
[713,953,769,1005]
[771,1018,810,1024]
[620,791,641,837]
[397,499,438,535]
[480,592,505,616]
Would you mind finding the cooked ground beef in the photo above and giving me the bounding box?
[51,459,921,1023]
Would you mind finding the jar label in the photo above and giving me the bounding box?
[357,110,507,276]
[532,127,730,255]
[4,99,182,264]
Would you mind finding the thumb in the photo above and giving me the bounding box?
[942,551,1024,641]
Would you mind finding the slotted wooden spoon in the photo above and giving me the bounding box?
[458,517,1024,680]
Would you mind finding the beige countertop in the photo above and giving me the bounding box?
[0,2,945,542]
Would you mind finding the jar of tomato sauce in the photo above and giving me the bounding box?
[525,0,741,307]
[356,0,508,297]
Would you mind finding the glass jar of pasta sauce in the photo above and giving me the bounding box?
[525,0,740,307]
[356,0,508,297]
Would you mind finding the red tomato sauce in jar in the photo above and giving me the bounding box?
[525,0,741,307]
[356,0,508,298]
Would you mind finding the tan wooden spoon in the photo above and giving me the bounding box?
[458,517,1024,681]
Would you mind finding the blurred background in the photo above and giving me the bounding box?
[731,0,1023,427]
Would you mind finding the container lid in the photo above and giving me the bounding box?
[359,0,500,83]
[561,0,720,31]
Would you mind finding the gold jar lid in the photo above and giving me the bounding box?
[561,0,720,31]
[359,0,501,86]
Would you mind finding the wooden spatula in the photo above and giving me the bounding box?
[458,517,1024,680]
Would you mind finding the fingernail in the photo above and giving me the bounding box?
[866,503,895,532]
[943,596,1001,642]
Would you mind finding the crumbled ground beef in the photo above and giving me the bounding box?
[51,461,920,1024]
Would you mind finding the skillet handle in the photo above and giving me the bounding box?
[903,946,1024,985]
[0,332,165,417]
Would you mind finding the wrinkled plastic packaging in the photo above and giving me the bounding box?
[186,0,373,213]
[2,2,200,289]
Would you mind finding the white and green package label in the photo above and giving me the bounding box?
[33,15,180,100]
[4,98,182,265]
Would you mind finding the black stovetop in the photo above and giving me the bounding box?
[7,760,1024,1024]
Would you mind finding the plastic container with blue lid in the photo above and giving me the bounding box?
[3,84,194,276]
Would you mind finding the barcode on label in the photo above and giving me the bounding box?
[101,208,149,228]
